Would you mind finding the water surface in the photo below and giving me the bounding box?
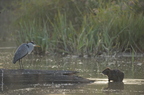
[0,41,144,95]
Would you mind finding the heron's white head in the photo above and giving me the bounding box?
[28,41,40,47]
[27,42,40,54]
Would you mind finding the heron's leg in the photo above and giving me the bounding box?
[19,60,21,69]
[29,54,32,67]
[21,59,24,69]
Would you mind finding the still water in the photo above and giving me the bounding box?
[0,42,144,95]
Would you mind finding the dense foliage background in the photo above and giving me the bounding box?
[1,0,144,55]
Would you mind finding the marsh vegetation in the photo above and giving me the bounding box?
[1,0,144,56]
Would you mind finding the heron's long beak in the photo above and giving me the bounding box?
[34,44,40,47]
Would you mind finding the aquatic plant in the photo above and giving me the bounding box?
[14,0,144,55]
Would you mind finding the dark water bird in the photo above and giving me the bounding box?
[13,42,40,69]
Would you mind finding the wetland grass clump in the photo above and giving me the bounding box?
[14,0,144,55]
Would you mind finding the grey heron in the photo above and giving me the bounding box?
[13,42,40,69]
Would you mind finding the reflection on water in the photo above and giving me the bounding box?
[102,83,124,95]
[0,43,144,95]
[1,79,144,95]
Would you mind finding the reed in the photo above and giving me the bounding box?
[14,0,144,55]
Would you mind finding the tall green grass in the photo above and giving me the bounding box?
[14,0,144,55]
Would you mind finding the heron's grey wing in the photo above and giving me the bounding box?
[13,44,28,64]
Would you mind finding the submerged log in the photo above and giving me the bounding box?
[0,69,94,84]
